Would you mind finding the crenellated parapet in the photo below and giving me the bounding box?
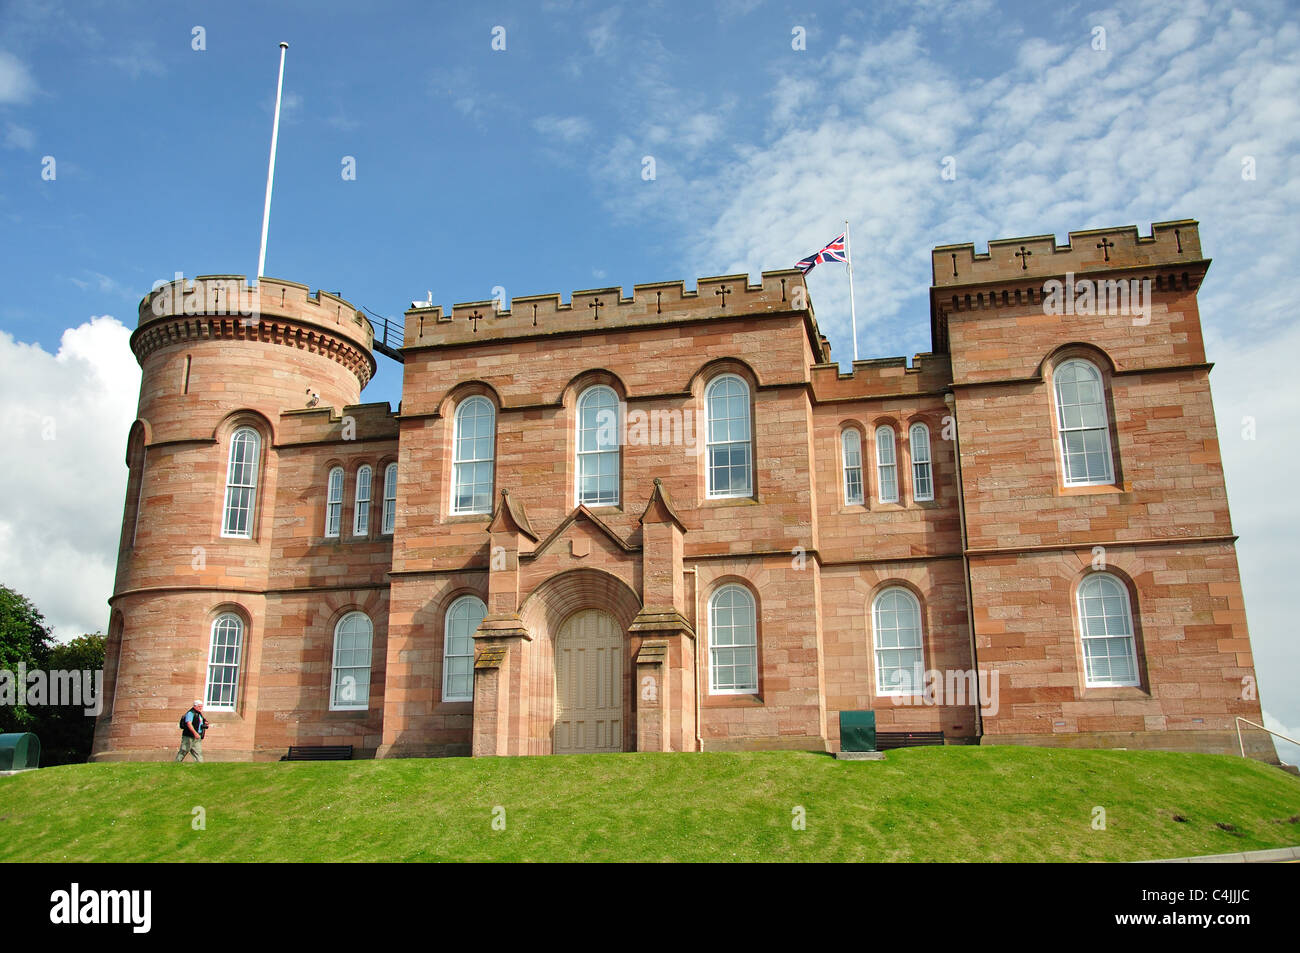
[932,220,1205,288]
[810,352,953,402]
[277,402,399,447]
[134,275,376,387]
[402,269,820,353]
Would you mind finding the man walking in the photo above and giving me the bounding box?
[175,700,208,763]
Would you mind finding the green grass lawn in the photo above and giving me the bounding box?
[1,747,1297,862]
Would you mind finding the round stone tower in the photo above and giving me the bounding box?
[92,275,376,760]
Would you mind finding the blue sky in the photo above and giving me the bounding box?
[2,0,1299,760]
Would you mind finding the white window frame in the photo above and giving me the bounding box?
[910,423,934,502]
[382,462,398,535]
[842,428,864,505]
[442,595,486,703]
[330,611,373,711]
[204,613,243,711]
[705,374,753,499]
[708,584,758,694]
[875,425,899,504]
[352,465,372,537]
[873,587,924,697]
[325,466,344,538]
[1053,359,1116,487]
[451,396,496,515]
[220,427,260,539]
[575,385,621,507]
[1077,573,1141,688]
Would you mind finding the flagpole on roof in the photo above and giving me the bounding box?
[256,42,289,281]
[845,219,859,362]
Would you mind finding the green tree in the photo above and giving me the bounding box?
[0,585,55,733]
[34,633,106,765]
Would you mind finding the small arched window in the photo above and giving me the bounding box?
[875,426,898,504]
[1053,359,1114,485]
[205,613,244,710]
[873,587,923,696]
[452,396,496,515]
[443,595,486,702]
[576,385,620,506]
[842,429,864,505]
[353,465,372,536]
[708,584,758,694]
[330,612,373,710]
[910,423,933,502]
[1076,573,1140,687]
[705,375,753,499]
[382,462,398,535]
[221,427,261,538]
[325,467,344,538]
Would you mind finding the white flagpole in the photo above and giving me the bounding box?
[845,219,859,362]
[257,42,289,281]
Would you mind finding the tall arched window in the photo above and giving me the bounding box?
[330,612,373,710]
[708,584,758,694]
[873,587,924,696]
[382,462,398,535]
[1053,359,1114,485]
[1076,573,1140,687]
[325,466,344,538]
[221,427,260,538]
[842,428,864,505]
[576,385,620,506]
[705,375,752,498]
[443,595,486,702]
[910,423,933,502]
[875,425,899,503]
[452,396,495,515]
[205,613,244,710]
[353,465,372,536]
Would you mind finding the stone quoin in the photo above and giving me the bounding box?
[90,220,1279,763]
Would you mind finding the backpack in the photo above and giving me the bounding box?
[179,708,205,734]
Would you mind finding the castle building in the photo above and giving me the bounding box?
[90,220,1279,762]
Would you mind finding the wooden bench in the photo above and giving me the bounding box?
[875,731,945,751]
[280,745,353,761]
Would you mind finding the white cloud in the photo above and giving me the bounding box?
[3,122,34,150]
[0,50,35,103]
[533,114,591,142]
[0,317,140,640]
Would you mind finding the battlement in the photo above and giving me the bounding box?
[810,352,953,402]
[402,269,818,351]
[137,275,375,353]
[278,401,400,447]
[932,220,1205,288]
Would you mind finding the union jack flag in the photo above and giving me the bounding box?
[795,233,848,274]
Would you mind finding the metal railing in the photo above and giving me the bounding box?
[1235,717,1300,758]
[363,307,404,363]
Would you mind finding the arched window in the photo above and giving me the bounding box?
[1053,359,1114,485]
[353,465,372,536]
[382,463,398,535]
[705,375,752,498]
[443,595,486,702]
[325,467,344,538]
[221,427,260,538]
[1076,573,1140,687]
[875,426,898,503]
[330,612,373,710]
[708,584,758,694]
[910,423,933,502]
[205,613,244,710]
[873,587,923,696]
[842,428,864,505]
[576,385,620,506]
[452,396,495,515]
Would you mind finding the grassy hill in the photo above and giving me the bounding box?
[1,747,1297,862]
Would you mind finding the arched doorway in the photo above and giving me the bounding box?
[553,609,623,753]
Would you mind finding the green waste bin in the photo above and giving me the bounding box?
[839,711,876,753]
[0,733,40,771]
